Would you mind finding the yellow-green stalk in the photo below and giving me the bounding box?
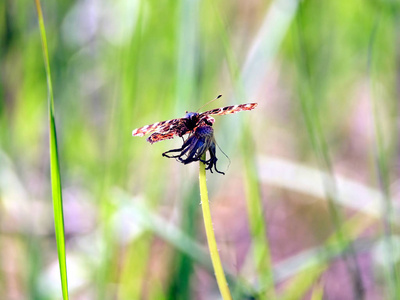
[199,155,232,300]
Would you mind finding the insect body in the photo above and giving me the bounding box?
[132,100,258,174]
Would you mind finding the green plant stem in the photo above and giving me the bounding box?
[242,129,275,299]
[199,155,232,300]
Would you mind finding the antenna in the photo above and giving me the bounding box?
[196,94,222,112]
[216,141,231,172]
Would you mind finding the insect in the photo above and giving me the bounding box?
[132,95,258,174]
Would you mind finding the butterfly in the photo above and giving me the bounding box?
[132,95,258,174]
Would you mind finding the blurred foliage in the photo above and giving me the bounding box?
[1,0,400,299]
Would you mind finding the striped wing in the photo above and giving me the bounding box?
[147,132,176,144]
[132,118,181,137]
[200,103,258,117]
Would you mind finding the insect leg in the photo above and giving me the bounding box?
[162,148,184,158]
[178,137,204,164]
[162,135,194,159]
[206,142,225,175]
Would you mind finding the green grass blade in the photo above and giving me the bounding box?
[166,185,198,300]
[280,266,326,300]
[278,212,373,299]
[292,6,364,297]
[367,9,400,297]
[241,132,275,300]
[34,1,69,299]
[210,4,285,297]
[310,281,324,300]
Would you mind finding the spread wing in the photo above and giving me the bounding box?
[200,103,258,117]
[132,118,180,137]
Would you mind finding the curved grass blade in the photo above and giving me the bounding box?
[34,1,69,299]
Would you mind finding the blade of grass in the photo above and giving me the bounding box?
[34,1,69,299]
[199,154,232,300]
[113,190,261,298]
[257,156,399,221]
[211,2,300,297]
[293,6,363,298]
[166,184,199,300]
[278,212,374,300]
[237,3,298,294]
[241,132,275,300]
[310,280,324,300]
[117,234,152,300]
[367,8,400,297]
[162,1,201,296]
[279,266,326,300]
[210,3,293,297]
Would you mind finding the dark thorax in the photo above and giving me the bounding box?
[182,112,199,130]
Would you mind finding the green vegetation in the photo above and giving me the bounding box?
[0,0,399,299]
[34,0,69,299]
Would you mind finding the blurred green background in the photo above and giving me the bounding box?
[1,0,400,299]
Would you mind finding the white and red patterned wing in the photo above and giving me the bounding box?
[200,103,258,117]
[147,132,176,144]
[132,118,180,137]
